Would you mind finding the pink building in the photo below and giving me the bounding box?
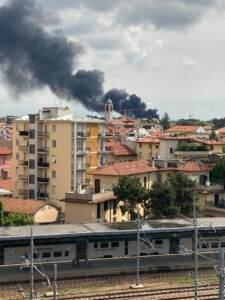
[0,147,12,179]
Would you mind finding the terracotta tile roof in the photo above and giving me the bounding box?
[137,136,160,144]
[91,160,157,176]
[0,147,11,155]
[105,140,136,156]
[177,160,210,172]
[217,127,225,133]
[106,127,133,135]
[149,131,165,138]
[0,198,47,215]
[109,117,140,127]
[160,136,193,141]
[166,125,199,133]
[0,178,12,191]
[193,138,225,145]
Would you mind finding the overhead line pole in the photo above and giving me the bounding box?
[30,227,34,300]
[193,196,198,300]
[219,249,224,300]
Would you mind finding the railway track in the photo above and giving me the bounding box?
[52,284,219,300]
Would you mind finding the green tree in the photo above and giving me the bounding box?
[3,213,33,226]
[113,177,149,220]
[161,112,170,130]
[0,202,3,226]
[210,157,225,186]
[149,173,197,218]
[209,129,217,140]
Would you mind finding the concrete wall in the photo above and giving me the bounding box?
[160,140,178,160]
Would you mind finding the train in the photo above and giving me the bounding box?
[1,217,225,266]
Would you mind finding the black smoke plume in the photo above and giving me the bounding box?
[0,0,158,119]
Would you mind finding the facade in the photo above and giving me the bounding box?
[12,107,105,207]
[105,139,137,163]
[0,147,12,179]
[136,137,160,160]
[63,191,128,223]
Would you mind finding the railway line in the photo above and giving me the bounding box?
[47,285,219,300]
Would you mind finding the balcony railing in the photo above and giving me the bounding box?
[77,132,90,138]
[18,174,28,181]
[37,162,49,168]
[77,163,91,170]
[19,160,28,166]
[37,131,49,137]
[197,184,224,192]
[19,130,29,136]
[19,145,28,152]
[38,147,48,154]
[37,177,49,183]
[37,192,49,200]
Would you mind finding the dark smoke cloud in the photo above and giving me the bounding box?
[0,0,158,119]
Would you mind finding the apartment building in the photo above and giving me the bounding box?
[13,107,105,207]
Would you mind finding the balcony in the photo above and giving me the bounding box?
[37,131,49,138]
[197,184,224,192]
[77,147,91,155]
[77,132,90,138]
[98,133,106,139]
[18,188,28,196]
[19,160,28,166]
[38,162,49,168]
[18,174,28,181]
[18,145,28,152]
[37,192,49,200]
[37,177,49,184]
[38,147,48,154]
[77,163,90,171]
[19,130,29,137]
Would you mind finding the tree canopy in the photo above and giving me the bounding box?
[210,157,225,186]
[161,112,170,130]
[113,177,149,219]
[0,201,34,226]
[149,173,197,219]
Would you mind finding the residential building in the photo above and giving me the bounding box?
[91,160,158,193]
[12,107,105,208]
[0,147,12,179]
[63,191,128,223]
[165,125,206,136]
[136,136,160,160]
[105,139,137,163]
[0,198,59,224]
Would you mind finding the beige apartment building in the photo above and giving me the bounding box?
[13,107,105,208]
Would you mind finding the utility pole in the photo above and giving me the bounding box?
[193,196,198,300]
[30,227,34,300]
[53,264,58,300]
[130,207,143,288]
[219,249,224,300]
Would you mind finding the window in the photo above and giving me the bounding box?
[104,202,108,212]
[149,144,151,149]
[54,251,62,257]
[42,252,51,258]
[52,140,56,148]
[29,159,35,169]
[139,143,142,148]
[95,179,101,193]
[65,251,69,257]
[52,125,56,132]
[52,170,56,178]
[211,242,218,248]
[52,185,56,194]
[155,145,159,149]
[170,147,173,154]
[113,201,117,215]
[29,144,35,154]
[94,243,98,249]
[221,242,225,248]
[29,130,35,139]
[29,189,35,199]
[100,242,109,248]
[29,114,36,124]
[29,175,35,184]
[155,240,163,245]
[144,176,147,189]
[16,153,19,160]
[201,243,208,249]
[111,242,119,248]
[97,203,101,219]
[33,253,39,259]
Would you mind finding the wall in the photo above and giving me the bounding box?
[159,140,178,160]
[34,204,59,223]
[65,202,97,223]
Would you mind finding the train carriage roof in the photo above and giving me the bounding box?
[0,218,225,242]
